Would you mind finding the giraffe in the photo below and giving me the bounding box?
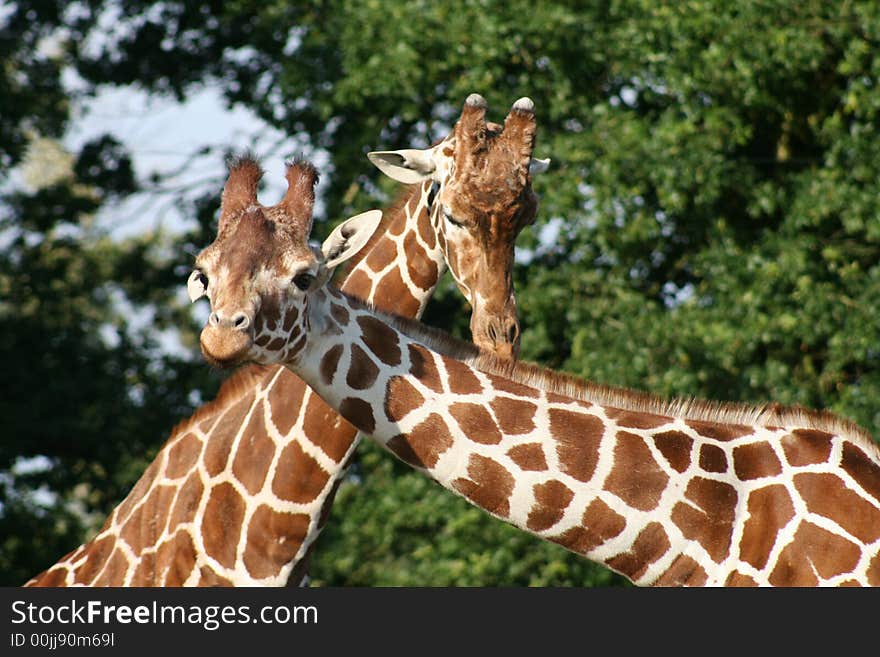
[25,94,546,586]
[192,155,880,587]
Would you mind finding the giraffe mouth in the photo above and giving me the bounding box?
[199,326,253,369]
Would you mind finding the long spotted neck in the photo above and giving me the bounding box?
[25,182,446,587]
[285,291,880,587]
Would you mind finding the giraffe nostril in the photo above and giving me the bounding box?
[233,313,250,330]
[209,312,220,326]
[487,323,499,343]
[507,322,519,344]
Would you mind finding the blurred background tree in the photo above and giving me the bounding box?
[2,0,880,585]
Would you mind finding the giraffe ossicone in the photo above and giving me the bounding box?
[26,94,546,586]
[194,155,880,587]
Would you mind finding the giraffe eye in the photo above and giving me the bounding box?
[443,207,464,227]
[187,269,209,302]
[292,272,315,291]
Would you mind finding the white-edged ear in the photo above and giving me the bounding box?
[321,209,383,269]
[187,270,207,303]
[367,149,437,184]
[529,157,551,175]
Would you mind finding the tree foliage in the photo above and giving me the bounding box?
[3,0,880,585]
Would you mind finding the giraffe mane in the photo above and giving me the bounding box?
[348,295,880,456]
[166,364,275,441]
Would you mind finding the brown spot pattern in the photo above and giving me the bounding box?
[416,206,436,249]
[443,356,484,394]
[203,483,246,568]
[407,344,444,393]
[339,397,376,434]
[231,413,276,495]
[266,337,287,352]
[655,555,709,586]
[840,441,880,505]
[197,566,233,587]
[485,373,540,398]
[260,300,281,333]
[129,552,157,585]
[685,420,753,441]
[403,230,438,290]
[526,480,574,531]
[282,307,298,333]
[780,428,833,466]
[268,370,307,436]
[165,433,203,479]
[116,459,161,523]
[169,472,204,529]
[330,303,349,326]
[739,484,795,570]
[204,397,252,476]
[243,505,311,579]
[867,551,880,586]
[769,522,861,586]
[320,344,344,385]
[546,391,580,405]
[93,550,129,586]
[793,472,880,543]
[272,441,330,504]
[606,432,669,511]
[724,571,758,587]
[156,531,198,586]
[607,522,671,581]
[452,454,516,518]
[119,485,176,554]
[30,567,69,587]
[606,408,671,430]
[357,316,402,366]
[699,444,728,473]
[490,398,537,435]
[385,375,425,423]
[342,270,372,300]
[506,443,548,471]
[365,235,399,273]
[449,402,502,444]
[386,413,454,469]
[347,344,380,390]
[73,535,115,584]
[549,499,626,555]
[671,477,737,563]
[652,431,693,473]
[733,441,782,480]
[549,408,603,483]
[301,391,354,461]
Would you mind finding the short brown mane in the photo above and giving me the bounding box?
[164,364,276,444]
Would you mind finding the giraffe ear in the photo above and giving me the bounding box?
[321,210,383,269]
[367,149,436,184]
[529,157,551,175]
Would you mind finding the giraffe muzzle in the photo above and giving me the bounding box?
[473,313,521,360]
[200,312,253,368]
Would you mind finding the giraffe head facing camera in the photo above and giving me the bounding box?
[189,156,381,369]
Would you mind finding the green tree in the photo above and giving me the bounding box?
[4,0,880,585]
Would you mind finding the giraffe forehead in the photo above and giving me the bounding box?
[199,208,314,278]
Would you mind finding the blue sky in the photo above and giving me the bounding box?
[63,84,311,239]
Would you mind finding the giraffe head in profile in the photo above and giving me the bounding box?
[369,94,549,359]
[189,157,382,368]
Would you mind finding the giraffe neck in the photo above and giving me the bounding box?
[288,290,880,587]
[26,182,446,586]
